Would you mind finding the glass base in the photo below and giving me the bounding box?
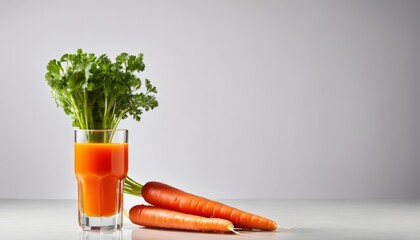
[79,212,123,231]
[79,230,124,240]
[79,230,122,240]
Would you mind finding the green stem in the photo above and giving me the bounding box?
[69,94,86,129]
[103,94,108,128]
[124,176,143,197]
[83,89,89,129]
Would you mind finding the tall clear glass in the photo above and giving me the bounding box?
[74,129,128,231]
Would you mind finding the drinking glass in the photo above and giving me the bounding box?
[74,129,128,230]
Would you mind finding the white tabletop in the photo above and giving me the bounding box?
[0,199,419,240]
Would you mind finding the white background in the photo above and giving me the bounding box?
[0,0,419,199]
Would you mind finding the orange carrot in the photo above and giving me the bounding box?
[124,178,278,231]
[129,204,234,233]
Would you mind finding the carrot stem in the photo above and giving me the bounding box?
[124,176,143,196]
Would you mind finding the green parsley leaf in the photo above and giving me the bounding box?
[45,49,158,130]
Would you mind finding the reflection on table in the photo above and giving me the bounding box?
[79,230,123,240]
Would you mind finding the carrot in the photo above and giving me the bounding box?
[124,178,278,231]
[129,204,235,233]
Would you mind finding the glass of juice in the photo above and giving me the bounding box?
[74,129,128,231]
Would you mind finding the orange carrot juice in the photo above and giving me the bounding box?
[75,143,128,217]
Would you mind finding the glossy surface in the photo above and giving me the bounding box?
[1,199,419,240]
[75,143,128,217]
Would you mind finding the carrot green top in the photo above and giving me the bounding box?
[45,49,158,130]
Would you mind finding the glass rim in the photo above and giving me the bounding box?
[74,129,128,133]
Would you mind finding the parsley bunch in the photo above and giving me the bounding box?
[45,49,158,130]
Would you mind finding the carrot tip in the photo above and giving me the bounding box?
[227,224,235,233]
[277,224,297,230]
